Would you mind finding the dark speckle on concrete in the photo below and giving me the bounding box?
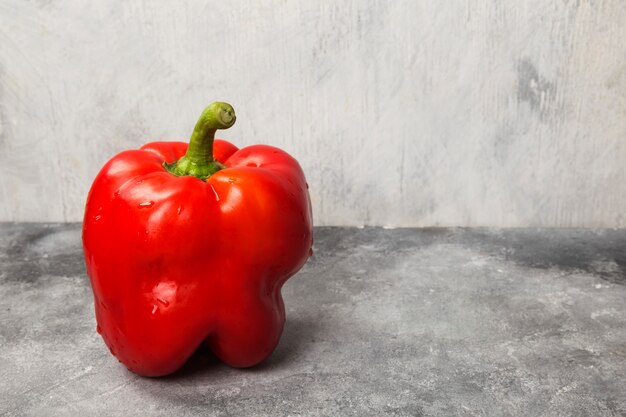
[1,224,625,416]
[517,58,556,118]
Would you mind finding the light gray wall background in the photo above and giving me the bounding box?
[0,1,625,227]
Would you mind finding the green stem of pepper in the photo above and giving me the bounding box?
[164,102,236,180]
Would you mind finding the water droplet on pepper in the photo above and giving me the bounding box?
[138,201,154,208]
[209,185,220,201]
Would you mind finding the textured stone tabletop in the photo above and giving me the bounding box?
[1,224,625,416]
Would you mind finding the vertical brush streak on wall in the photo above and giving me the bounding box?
[0,1,625,227]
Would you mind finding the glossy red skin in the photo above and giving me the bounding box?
[83,139,313,377]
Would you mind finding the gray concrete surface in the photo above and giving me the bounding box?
[1,224,625,416]
[2,2,626,228]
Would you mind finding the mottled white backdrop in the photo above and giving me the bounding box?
[1,1,625,227]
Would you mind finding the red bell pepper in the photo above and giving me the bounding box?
[82,102,313,377]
